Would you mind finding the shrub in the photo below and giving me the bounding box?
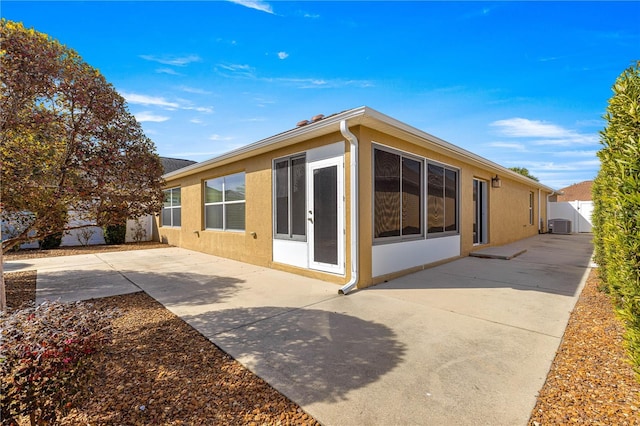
[0,301,117,425]
[39,232,63,250]
[592,60,640,375]
[76,227,96,246]
[103,223,126,245]
[131,218,147,243]
[37,209,68,250]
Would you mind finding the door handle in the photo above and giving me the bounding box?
[308,217,313,223]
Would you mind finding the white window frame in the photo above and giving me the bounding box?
[161,187,181,227]
[372,143,460,245]
[204,172,246,231]
[372,145,424,243]
[273,154,307,241]
[426,161,460,237]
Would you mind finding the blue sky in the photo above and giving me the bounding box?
[3,1,639,189]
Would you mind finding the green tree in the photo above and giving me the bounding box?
[592,60,640,374]
[0,20,164,251]
[0,20,164,310]
[509,166,539,182]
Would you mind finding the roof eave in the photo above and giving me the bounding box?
[163,105,555,192]
[162,106,368,181]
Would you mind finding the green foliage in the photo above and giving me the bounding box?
[509,166,539,182]
[38,209,67,250]
[0,20,164,253]
[39,232,63,250]
[0,301,116,425]
[103,223,127,245]
[592,60,640,376]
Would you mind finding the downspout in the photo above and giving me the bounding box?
[338,119,359,295]
[538,189,541,233]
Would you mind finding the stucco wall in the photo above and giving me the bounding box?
[159,124,550,289]
[158,131,349,285]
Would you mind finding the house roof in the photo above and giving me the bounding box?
[556,180,593,201]
[160,157,197,174]
[163,106,555,193]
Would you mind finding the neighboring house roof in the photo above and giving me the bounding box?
[162,106,555,193]
[557,180,593,201]
[160,157,197,174]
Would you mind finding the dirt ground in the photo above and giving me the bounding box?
[3,244,639,424]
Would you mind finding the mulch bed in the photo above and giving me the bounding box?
[528,270,640,425]
[3,243,318,425]
[3,244,639,424]
[3,241,169,261]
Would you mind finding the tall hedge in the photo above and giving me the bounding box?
[592,60,640,374]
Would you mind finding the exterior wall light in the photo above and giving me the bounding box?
[491,175,502,188]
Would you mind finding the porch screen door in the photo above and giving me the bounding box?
[308,157,344,274]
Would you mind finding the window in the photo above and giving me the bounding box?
[427,163,458,234]
[204,172,245,231]
[529,191,534,225]
[274,155,306,240]
[162,187,181,227]
[373,147,422,239]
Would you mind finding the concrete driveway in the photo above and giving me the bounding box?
[5,233,594,425]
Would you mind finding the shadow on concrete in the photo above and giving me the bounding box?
[124,270,246,307]
[36,269,245,307]
[181,306,407,406]
[3,262,35,272]
[372,234,594,297]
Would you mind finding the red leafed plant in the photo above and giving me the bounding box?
[1,300,117,425]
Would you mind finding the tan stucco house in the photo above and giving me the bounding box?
[158,106,553,293]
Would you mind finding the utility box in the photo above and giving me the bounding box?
[548,219,572,234]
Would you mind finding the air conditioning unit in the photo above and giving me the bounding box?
[548,219,572,234]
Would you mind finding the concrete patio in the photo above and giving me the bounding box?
[5,233,594,425]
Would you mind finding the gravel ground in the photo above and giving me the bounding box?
[528,270,640,425]
[4,244,318,425]
[3,244,640,424]
[3,241,169,261]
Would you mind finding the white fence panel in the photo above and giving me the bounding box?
[548,201,593,233]
[4,214,154,249]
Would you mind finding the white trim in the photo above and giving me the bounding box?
[308,155,345,275]
[372,235,460,277]
[273,239,308,268]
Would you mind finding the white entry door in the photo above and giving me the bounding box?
[307,157,344,274]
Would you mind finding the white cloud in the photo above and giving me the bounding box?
[156,68,181,75]
[553,150,599,157]
[180,86,213,95]
[140,54,201,66]
[270,77,373,89]
[490,118,599,146]
[278,51,289,60]
[209,134,234,141]
[135,111,170,122]
[184,106,214,114]
[122,91,214,115]
[216,64,373,89]
[121,92,180,109]
[226,0,274,14]
[216,63,257,79]
[487,142,527,151]
[505,159,600,172]
[491,118,570,138]
[190,118,203,124]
